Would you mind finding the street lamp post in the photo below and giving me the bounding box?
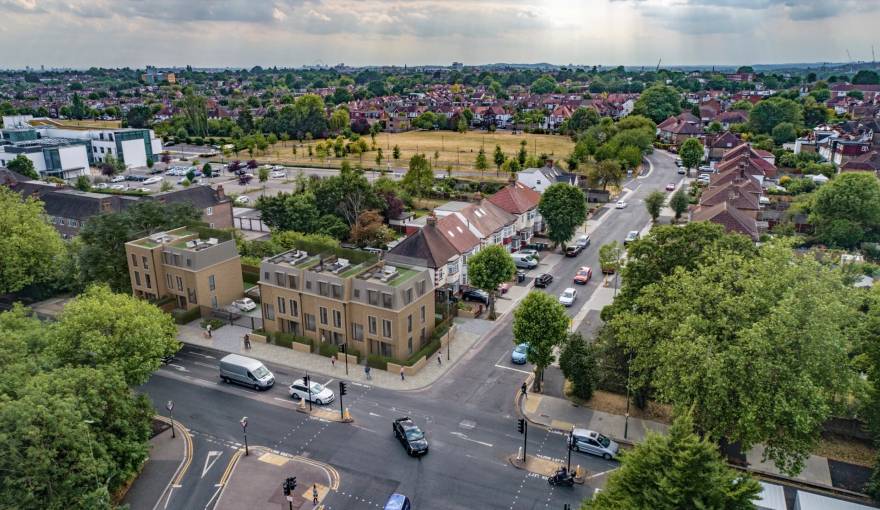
[340,343,349,376]
[624,352,632,440]
[567,427,574,473]
[240,416,249,456]
[166,400,176,438]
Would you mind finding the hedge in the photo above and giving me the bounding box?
[268,331,312,350]
[367,354,388,371]
[200,318,225,331]
[172,307,201,325]
[318,341,338,358]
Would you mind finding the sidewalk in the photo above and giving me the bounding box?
[122,418,191,510]
[178,316,494,391]
[520,391,845,489]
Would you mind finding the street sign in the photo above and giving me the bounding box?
[286,496,293,502]
[166,400,174,411]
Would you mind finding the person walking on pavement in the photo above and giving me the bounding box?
[312,484,318,505]
[521,382,528,399]
[400,366,405,381]
[206,323,212,338]
[437,354,442,366]
[330,354,336,368]
[364,365,372,380]
[243,333,251,350]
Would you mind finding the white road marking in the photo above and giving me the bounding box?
[163,487,175,509]
[368,412,383,417]
[203,485,224,510]
[494,364,531,375]
[586,468,619,480]
[167,363,188,372]
[350,382,370,388]
[194,361,216,369]
[187,352,216,359]
[450,431,493,447]
[201,451,223,478]
[324,379,334,387]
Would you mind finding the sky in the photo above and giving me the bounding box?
[0,0,878,69]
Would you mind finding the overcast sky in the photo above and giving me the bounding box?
[1,0,878,69]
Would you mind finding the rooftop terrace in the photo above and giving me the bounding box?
[266,249,422,287]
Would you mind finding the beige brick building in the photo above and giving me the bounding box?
[125,227,243,314]
[259,249,436,361]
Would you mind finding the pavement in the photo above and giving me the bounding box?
[122,418,192,510]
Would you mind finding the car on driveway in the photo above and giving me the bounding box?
[565,244,583,257]
[393,417,429,456]
[513,254,538,269]
[624,231,639,245]
[615,200,627,209]
[665,183,676,191]
[534,273,553,288]
[233,297,257,311]
[559,287,577,307]
[289,379,335,405]
[462,288,490,304]
[511,343,529,364]
[570,428,619,460]
[573,266,593,285]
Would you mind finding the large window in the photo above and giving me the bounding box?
[333,310,342,328]
[382,293,393,309]
[382,319,392,338]
[368,290,379,306]
[176,276,183,291]
[134,271,141,286]
[187,288,197,304]
[264,303,275,320]
[145,274,151,289]
[407,314,412,333]
[352,323,364,341]
[131,254,138,267]
[318,281,329,297]
[331,284,343,299]
[208,274,216,291]
[368,316,377,335]
[287,274,298,289]
[277,296,286,315]
[421,305,426,323]
[305,314,316,331]
[319,307,328,325]
[275,272,285,286]
[404,288,413,305]
[142,256,149,270]
[289,299,298,316]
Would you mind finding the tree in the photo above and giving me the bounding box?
[502,157,521,175]
[584,412,761,510]
[748,97,803,134]
[258,167,269,183]
[669,188,689,222]
[530,75,557,94]
[771,122,797,145]
[312,163,382,228]
[513,291,569,391]
[202,163,213,178]
[392,145,401,160]
[589,159,624,190]
[349,210,393,247]
[290,94,328,138]
[605,242,855,474]
[559,333,598,400]
[69,92,89,120]
[74,175,91,191]
[475,146,489,179]
[538,183,587,247]
[328,108,350,133]
[598,241,624,274]
[467,245,516,320]
[852,70,880,85]
[632,84,681,123]
[375,147,384,167]
[809,172,880,248]
[493,145,505,174]
[679,137,704,176]
[6,153,39,179]
[402,153,433,201]
[563,107,600,134]
[256,191,320,232]
[617,145,642,172]
[644,190,666,223]
[518,140,528,166]
[0,187,64,294]
[125,105,152,128]
[180,91,208,137]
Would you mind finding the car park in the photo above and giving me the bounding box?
[559,287,577,306]
[462,288,490,304]
[564,244,583,257]
[110,175,125,183]
[511,343,529,364]
[624,230,639,245]
[393,417,429,456]
[233,297,257,311]
[534,273,553,288]
[289,379,335,404]
[143,176,162,185]
[219,354,275,390]
[573,266,592,285]
[615,200,627,209]
[665,183,676,191]
[570,428,619,460]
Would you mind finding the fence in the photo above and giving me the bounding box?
[211,308,263,331]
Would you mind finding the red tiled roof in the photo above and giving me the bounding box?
[487,182,541,215]
[691,201,759,240]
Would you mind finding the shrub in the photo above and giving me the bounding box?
[367,354,388,371]
[405,339,442,365]
[200,318,225,331]
[172,306,201,324]
[318,341,339,358]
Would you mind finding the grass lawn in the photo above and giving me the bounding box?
[228,130,575,176]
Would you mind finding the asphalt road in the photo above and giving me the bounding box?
[138,151,679,510]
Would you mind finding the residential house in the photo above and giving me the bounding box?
[707,131,742,160]
[841,150,880,177]
[517,165,577,193]
[657,112,703,145]
[487,182,543,251]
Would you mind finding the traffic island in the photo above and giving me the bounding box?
[215,446,339,510]
[507,454,586,484]
[294,399,354,423]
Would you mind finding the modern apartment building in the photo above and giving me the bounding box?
[125,227,243,313]
[259,249,435,361]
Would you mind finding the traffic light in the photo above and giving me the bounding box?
[339,381,347,396]
[517,418,525,434]
[282,476,296,495]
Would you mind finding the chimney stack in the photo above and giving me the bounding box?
[426,214,437,227]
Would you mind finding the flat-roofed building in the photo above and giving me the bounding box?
[259,248,435,361]
[125,227,243,313]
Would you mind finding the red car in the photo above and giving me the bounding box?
[573,266,593,285]
[665,183,676,191]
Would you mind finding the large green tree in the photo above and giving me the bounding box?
[559,332,598,400]
[256,191,320,232]
[466,244,516,320]
[538,183,587,247]
[125,105,153,129]
[6,154,39,179]
[644,191,666,223]
[402,153,433,200]
[678,137,704,176]
[605,242,856,474]
[748,97,803,134]
[584,412,761,510]
[669,188,689,222]
[0,187,64,294]
[632,84,682,123]
[809,172,880,249]
[513,291,570,391]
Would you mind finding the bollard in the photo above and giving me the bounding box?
[342,407,352,422]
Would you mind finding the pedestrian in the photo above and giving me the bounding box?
[244,333,251,350]
[400,366,405,381]
[330,355,336,368]
[437,354,442,366]
[206,323,212,338]
[312,484,318,505]
[364,365,372,380]
[521,382,528,399]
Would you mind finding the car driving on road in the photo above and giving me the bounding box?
[615,200,627,209]
[665,183,676,191]
[559,287,577,307]
[289,379,335,405]
[393,417,429,456]
[511,343,529,364]
[573,266,592,285]
[575,235,591,249]
[564,244,583,257]
[534,273,553,288]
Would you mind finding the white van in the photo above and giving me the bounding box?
[219,354,275,390]
[512,253,538,269]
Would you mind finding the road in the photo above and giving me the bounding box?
[137,151,679,509]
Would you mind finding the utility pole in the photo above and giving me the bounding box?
[166,400,175,439]
[338,381,347,420]
[304,374,312,412]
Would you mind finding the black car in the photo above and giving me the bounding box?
[564,245,583,257]
[534,273,553,288]
[393,417,429,456]
[461,288,490,304]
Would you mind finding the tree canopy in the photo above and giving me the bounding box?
[467,244,515,319]
[808,172,880,249]
[513,291,570,391]
[0,186,65,294]
[632,85,682,123]
[538,183,587,247]
[402,153,433,199]
[748,97,803,134]
[6,154,39,179]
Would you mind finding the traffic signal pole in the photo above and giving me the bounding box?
[517,418,528,461]
[338,381,347,420]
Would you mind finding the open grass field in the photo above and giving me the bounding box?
[242,130,575,176]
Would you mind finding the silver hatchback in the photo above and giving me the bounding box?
[570,428,619,460]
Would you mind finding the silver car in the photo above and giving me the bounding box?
[570,428,619,460]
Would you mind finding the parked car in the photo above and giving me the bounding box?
[93,182,108,189]
[511,343,529,364]
[270,170,286,178]
[219,354,275,390]
[143,176,162,185]
[575,235,591,249]
[534,273,553,288]
[498,282,512,294]
[565,245,583,257]
[573,266,593,285]
[233,297,257,311]
[110,175,125,183]
[624,231,639,245]
[665,183,676,191]
[570,428,619,460]
[615,200,627,209]
[110,184,125,190]
[462,289,490,304]
[289,379,335,404]
[677,167,686,175]
[235,195,251,205]
[675,158,683,167]
[513,254,538,269]
[393,417,429,456]
[127,174,148,182]
[559,287,577,307]
[517,249,539,261]
[699,165,715,173]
